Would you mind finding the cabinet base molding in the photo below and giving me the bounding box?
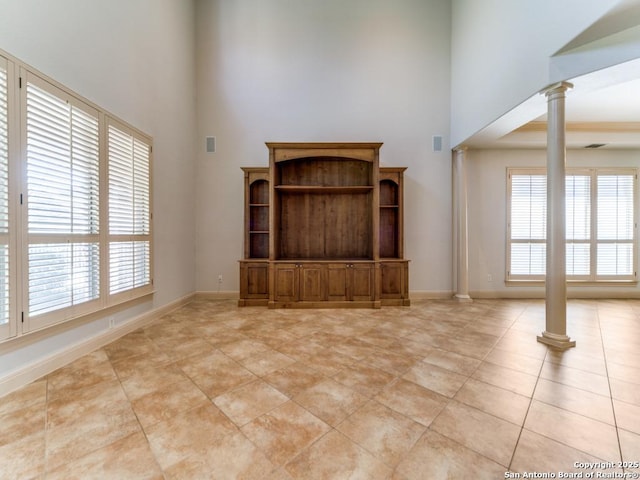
[269,300,382,309]
[237,298,269,307]
[238,297,410,308]
[380,298,411,307]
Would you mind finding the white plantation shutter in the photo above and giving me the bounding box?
[509,173,546,277]
[109,240,150,294]
[0,59,9,328]
[508,169,636,281]
[0,50,154,340]
[597,174,635,277]
[566,174,590,277]
[28,243,99,315]
[26,78,100,320]
[108,122,151,296]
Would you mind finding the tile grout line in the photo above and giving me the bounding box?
[412,302,532,472]
[487,301,548,474]
[107,336,169,477]
[596,302,626,472]
[505,343,549,473]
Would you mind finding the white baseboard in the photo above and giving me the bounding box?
[409,290,455,300]
[0,293,195,399]
[470,290,544,299]
[471,289,640,299]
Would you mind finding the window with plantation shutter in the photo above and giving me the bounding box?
[108,121,152,298]
[0,48,153,341]
[597,174,635,277]
[0,58,10,334]
[25,75,100,326]
[566,173,591,278]
[509,173,547,278]
[507,168,636,282]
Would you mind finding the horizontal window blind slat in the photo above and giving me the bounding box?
[566,243,590,275]
[510,174,546,240]
[510,243,546,275]
[566,175,590,240]
[109,240,150,294]
[598,175,634,241]
[28,242,99,316]
[597,243,634,276]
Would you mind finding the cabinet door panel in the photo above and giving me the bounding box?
[380,262,406,299]
[274,265,298,302]
[350,264,374,301]
[300,264,326,302]
[245,263,269,297]
[327,264,348,301]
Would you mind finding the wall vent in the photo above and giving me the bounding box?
[206,136,216,153]
[432,135,443,152]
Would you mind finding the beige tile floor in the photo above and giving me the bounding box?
[2,298,640,479]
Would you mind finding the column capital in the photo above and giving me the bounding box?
[453,145,468,154]
[541,81,574,97]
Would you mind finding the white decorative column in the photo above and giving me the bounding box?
[537,82,576,349]
[453,147,472,302]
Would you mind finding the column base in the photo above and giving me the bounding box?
[454,294,473,303]
[537,331,576,350]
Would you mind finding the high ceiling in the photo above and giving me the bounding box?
[465,0,640,151]
[468,56,640,150]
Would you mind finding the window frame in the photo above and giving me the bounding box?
[0,54,18,342]
[106,116,154,306]
[506,167,638,284]
[22,70,103,331]
[0,48,154,342]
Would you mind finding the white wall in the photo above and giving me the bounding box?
[0,0,197,384]
[467,147,640,298]
[450,0,616,147]
[195,0,453,295]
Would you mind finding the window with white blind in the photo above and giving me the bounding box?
[507,168,637,282]
[108,120,152,299]
[597,175,635,277]
[25,75,101,328]
[0,48,153,340]
[0,57,10,337]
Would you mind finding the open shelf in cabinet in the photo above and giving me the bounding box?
[243,168,270,260]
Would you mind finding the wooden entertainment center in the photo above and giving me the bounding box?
[239,142,409,308]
